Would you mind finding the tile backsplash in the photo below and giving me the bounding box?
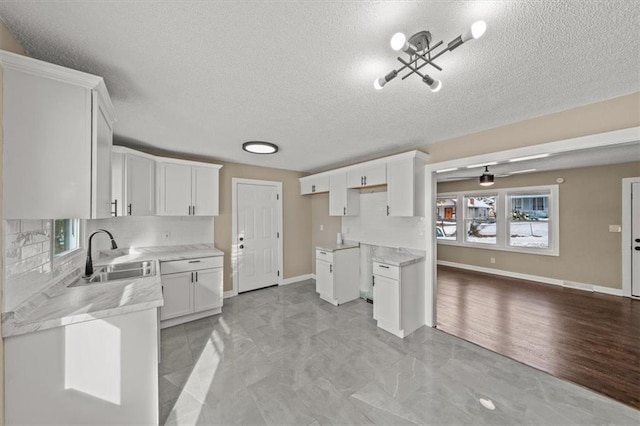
[3,219,83,312]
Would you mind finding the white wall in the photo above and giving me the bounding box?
[86,216,214,256]
[342,190,425,250]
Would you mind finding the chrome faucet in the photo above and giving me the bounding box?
[85,229,118,277]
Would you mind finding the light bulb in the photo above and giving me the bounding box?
[390,32,407,51]
[462,20,487,42]
[374,77,386,90]
[429,79,442,92]
[471,21,487,39]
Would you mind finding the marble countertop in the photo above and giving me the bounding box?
[316,242,360,252]
[371,246,425,267]
[3,244,223,338]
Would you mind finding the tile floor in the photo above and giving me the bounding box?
[159,280,640,425]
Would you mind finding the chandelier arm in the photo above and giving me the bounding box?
[397,57,427,80]
[403,45,449,79]
[398,40,444,79]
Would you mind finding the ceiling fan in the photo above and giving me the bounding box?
[437,165,507,186]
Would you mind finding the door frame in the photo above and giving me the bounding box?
[424,126,640,327]
[231,178,284,296]
[622,177,640,298]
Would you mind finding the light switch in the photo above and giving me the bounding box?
[609,225,621,233]
[320,224,324,231]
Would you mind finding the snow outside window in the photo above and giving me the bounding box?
[54,219,80,256]
[436,197,457,241]
[437,185,559,256]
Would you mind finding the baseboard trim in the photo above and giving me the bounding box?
[437,260,623,297]
[281,274,314,286]
[223,290,237,299]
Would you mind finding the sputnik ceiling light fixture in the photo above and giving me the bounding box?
[374,21,487,91]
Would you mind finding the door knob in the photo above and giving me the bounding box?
[239,244,244,249]
[239,237,244,241]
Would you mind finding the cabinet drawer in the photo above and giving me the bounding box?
[161,256,223,274]
[316,249,334,263]
[373,262,399,280]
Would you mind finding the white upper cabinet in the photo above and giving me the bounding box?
[300,174,329,195]
[1,51,116,219]
[347,163,386,188]
[329,172,359,216]
[157,159,222,216]
[386,156,426,217]
[112,147,156,216]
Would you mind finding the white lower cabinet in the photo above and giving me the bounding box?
[160,256,223,327]
[373,259,425,338]
[5,309,159,425]
[315,247,360,305]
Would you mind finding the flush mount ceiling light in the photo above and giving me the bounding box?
[479,166,495,186]
[374,20,486,91]
[242,141,278,154]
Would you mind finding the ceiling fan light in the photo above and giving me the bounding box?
[374,77,386,90]
[479,174,494,186]
[242,141,278,154]
[430,79,442,92]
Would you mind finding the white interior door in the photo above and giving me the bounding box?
[237,183,280,293]
[632,183,640,297]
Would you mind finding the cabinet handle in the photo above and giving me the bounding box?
[361,176,364,185]
[191,272,194,282]
[319,251,327,255]
[330,264,333,273]
[193,205,196,215]
[372,276,375,286]
[196,271,198,282]
[379,265,390,269]
[188,260,202,263]
[343,206,346,216]
[188,205,192,215]
[128,203,132,215]
[111,200,118,217]
[312,185,316,192]
[387,205,390,216]
[364,176,367,185]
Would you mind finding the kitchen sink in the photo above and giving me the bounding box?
[71,260,156,286]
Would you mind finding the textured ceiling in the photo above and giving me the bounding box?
[0,1,638,172]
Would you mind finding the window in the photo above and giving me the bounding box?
[436,197,457,240]
[54,219,80,256]
[509,194,550,249]
[436,185,558,256]
[464,195,497,245]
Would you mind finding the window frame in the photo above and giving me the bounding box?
[52,218,84,260]
[437,185,559,256]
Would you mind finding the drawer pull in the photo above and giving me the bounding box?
[379,265,390,269]
[188,260,202,263]
[319,251,327,255]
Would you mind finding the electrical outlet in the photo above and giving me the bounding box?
[163,231,171,240]
[320,224,324,231]
[490,257,496,264]
[608,225,621,233]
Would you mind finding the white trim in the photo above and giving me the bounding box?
[437,260,623,296]
[160,307,222,329]
[223,290,237,299]
[155,155,223,169]
[622,177,640,297]
[425,126,640,327]
[281,274,314,285]
[231,178,284,295]
[112,145,158,161]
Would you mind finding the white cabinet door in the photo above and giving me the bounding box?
[373,275,400,330]
[111,151,125,217]
[193,268,223,311]
[316,260,333,297]
[300,175,329,195]
[329,172,359,216]
[387,158,415,217]
[92,96,113,219]
[160,162,192,216]
[126,153,156,216]
[192,166,219,216]
[161,272,192,320]
[347,164,386,188]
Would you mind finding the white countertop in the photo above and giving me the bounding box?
[315,242,360,252]
[2,244,223,338]
[370,246,425,267]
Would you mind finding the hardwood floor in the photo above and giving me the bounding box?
[436,265,640,410]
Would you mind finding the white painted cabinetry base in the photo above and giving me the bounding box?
[160,307,222,329]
